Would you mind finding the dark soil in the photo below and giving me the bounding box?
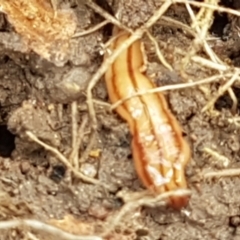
[1,0,240,239]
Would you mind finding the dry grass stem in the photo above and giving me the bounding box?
[27,232,40,240]
[146,30,173,71]
[73,20,110,38]
[228,116,240,127]
[85,0,131,33]
[159,16,196,37]
[92,99,111,108]
[191,56,228,71]
[202,70,240,112]
[203,147,230,168]
[155,38,229,72]
[71,101,78,168]
[174,0,240,17]
[0,219,101,240]
[26,131,110,190]
[111,74,227,110]
[182,0,222,71]
[70,115,88,169]
[203,169,240,178]
[227,87,238,114]
[78,130,97,163]
[102,189,191,237]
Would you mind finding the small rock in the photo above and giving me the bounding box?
[20,161,30,174]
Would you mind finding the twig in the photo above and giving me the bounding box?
[191,56,228,71]
[27,232,40,240]
[227,87,238,114]
[228,116,240,127]
[146,30,173,71]
[50,0,59,18]
[70,114,88,168]
[73,20,110,38]
[71,101,78,168]
[102,189,191,237]
[26,131,110,190]
[92,99,111,108]
[78,130,97,163]
[202,70,240,112]
[173,0,240,17]
[57,104,63,122]
[0,219,101,240]
[159,16,196,37]
[183,0,222,70]
[110,73,227,110]
[84,0,131,33]
[143,1,173,29]
[81,93,112,109]
[203,147,230,168]
[153,38,229,72]
[203,169,240,178]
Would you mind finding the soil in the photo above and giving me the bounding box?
[0,0,240,239]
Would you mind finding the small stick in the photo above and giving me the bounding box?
[191,56,228,71]
[203,168,240,178]
[102,189,191,237]
[71,101,78,168]
[26,131,110,190]
[70,115,89,164]
[111,73,227,110]
[146,30,173,71]
[73,20,110,38]
[84,0,131,33]
[173,0,240,17]
[228,116,240,127]
[153,38,229,72]
[78,130,96,163]
[0,219,101,240]
[202,70,240,112]
[203,147,230,168]
[159,16,196,37]
[227,87,238,114]
[50,0,58,17]
[183,0,222,68]
[27,232,40,240]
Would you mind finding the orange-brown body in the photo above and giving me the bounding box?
[104,30,191,209]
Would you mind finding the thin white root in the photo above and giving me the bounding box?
[0,219,102,240]
[102,189,191,237]
[203,168,240,178]
[26,131,111,190]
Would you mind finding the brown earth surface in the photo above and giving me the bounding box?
[0,0,240,239]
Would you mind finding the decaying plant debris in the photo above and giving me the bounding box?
[1,0,240,239]
[0,0,77,66]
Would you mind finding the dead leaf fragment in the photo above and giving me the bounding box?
[0,0,77,66]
